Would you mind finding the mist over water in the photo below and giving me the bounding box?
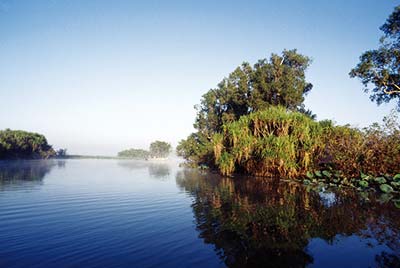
[0,159,398,268]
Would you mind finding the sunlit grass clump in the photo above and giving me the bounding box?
[213,106,324,177]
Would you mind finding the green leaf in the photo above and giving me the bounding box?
[306,171,314,179]
[360,172,368,179]
[322,170,332,178]
[303,179,311,185]
[393,199,400,209]
[391,181,400,188]
[393,174,400,181]
[315,170,322,177]
[374,177,387,184]
[380,184,394,193]
[359,180,369,188]
[378,193,393,203]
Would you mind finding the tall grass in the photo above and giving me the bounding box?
[213,106,324,177]
[213,106,400,178]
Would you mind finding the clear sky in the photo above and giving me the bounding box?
[0,0,398,155]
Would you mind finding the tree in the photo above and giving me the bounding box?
[0,129,56,159]
[179,49,313,166]
[194,49,313,138]
[149,141,172,158]
[350,5,400,109]
[56,148,68,157]
[117,148,150,159]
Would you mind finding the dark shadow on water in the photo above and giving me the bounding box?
[176,169,400,268]
[0,160,62,191]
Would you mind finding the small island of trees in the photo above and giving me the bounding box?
[0,129,56,160]
[118,140,172,160]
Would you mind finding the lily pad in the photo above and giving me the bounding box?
[306,171,314,179]
[380,184,394,193]
[322,170,332,178]
[374,177,387,184]
[359,180,368,188]
[393,199,400,209]
[391,181,400,188]
[378,193,393,203]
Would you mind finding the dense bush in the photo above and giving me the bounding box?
[185,106,400,179]
[118,140,172,159]
[213,106,323,177]
[178,49,400,180]
[117,148,150,159]
[149,141,172,158]
[0,129,55,159]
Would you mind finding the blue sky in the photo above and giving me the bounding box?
[0,0,398,155]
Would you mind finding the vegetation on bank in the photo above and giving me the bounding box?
[0,129,56,160]
[118,149,150,159]
[177,49,314,167]
[118,140,172,159]
[177,6,400,197]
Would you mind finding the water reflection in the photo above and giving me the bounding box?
[176,169,400,268]
[0,160,61,190]
[117,160,171,180]
[148,163,170,179]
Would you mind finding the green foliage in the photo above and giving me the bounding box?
[213,106,324,177]
[380,184,394,193]
[350,5,400,109]
[193,49,313,138]
[374,177,387,184]
[118,148,150,159]
[306,171,314,179]
[149,140,172,158]
[322,170,332,178]
[0,129,55,159]
[359,180,369,188]
[177,133,213,166]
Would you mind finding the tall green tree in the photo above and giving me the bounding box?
[149,141,172,158]
[350,5,400,109]
[178,49,313,166]
[194,49,313,138]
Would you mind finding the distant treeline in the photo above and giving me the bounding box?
[0,129,56,160]
[118,149,150,159]
[118,141,172,159]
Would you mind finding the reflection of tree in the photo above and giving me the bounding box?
[176,169,400,268]
[148,163,170,179]
[0,160,59,190]
[117,160,171,180]
[117,160,149,171]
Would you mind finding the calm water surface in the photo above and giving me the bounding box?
[0,160,399,268]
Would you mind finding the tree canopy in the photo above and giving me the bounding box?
[194,49,313,138]
[0,129,55,159]
[118,148,150,159]
[149,141,172,158]
[177,49,314,166]
[350,5,400,109]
